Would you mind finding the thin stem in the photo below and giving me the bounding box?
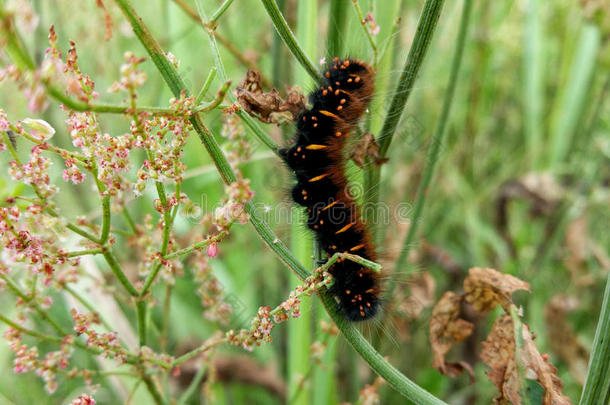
[177,360,208,405]
[171,0,272,88]
[102,250,139,297]
[64,248,104,257]
[351,0,378,67]
[377,0,445,156]
[0,313,64,344]
[194,80,231,112]
[259,0,320,82]
[194,67,217,104]
[209,0,234,24]
[163,230,228,260]
[171,337,228,367]
[122,207,138,234]
[318,292,448,405]
[193,0,280,155]
[141,374,169,405]
[392,0,470,285]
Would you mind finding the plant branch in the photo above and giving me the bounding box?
[392,0,470,286]
[259,0,320,82]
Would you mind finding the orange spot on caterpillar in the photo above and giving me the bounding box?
[345,289,351,295]
[309,173,329,182]
[334,90,340,96]
[322,90,328,96]
[319,110,340,119]
[335,131,342,137]
[340,99,346,104]
[313,123,318,128]
[325,71,330,78]
[322,200,339,211]
[350,244,365,252]
[335,222,355,234]
[337,105,343,111]
[305,144,327,150]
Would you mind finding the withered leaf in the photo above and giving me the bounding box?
[429,291,474,378]
[235,70,305,124]
[464,267,530,314]
[349,132,389,169]
[481,315,521,405]
[482,314,572,405]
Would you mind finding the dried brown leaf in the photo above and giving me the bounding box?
[519,323,572,405]
[429,291,474,377]
[235,70,305,124]
[464,267,530,314]
[481,314,572,405]
[481,315,521,405]
[349,132,389,169]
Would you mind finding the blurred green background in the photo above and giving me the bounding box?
[0,0,609,404]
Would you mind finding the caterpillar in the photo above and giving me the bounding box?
[280,58,380,321]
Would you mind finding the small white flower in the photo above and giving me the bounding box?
[22,118,55,141]
[319,57,326,65]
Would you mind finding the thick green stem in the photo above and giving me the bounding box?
[376,0,445,156]
[319,292,448,404]
[392,0,471,284]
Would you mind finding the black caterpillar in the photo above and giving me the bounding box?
[280,58,380,321]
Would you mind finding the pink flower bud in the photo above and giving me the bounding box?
[207,243,218,258]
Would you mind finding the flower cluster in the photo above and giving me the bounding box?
[108,52,148,94]
[227,268,332,350]
[221,114,251,167]
[227,306,274,351]
[4,326,74,394]
[193,253,233,324]
[71,309,127,364]
[9,144,57,198]
[213,175,254,229]
[71,394,96,405]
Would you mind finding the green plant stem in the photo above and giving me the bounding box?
[319,292,448,405]
[141,374,168,405]
[170,0,272,88]
[63,248,104,257]
[579,272,610,405]
[177,361,208,405]
[259,0,320,82]
[376,0,445,156]
[162,230,228,260]
[45,86,188,115]
[209,0,234,24]
[363,0,445,242]
[102,250,139,297]
[193,0,280,155]
[351,0,378,67]
[392,0,471,284]
[194,67,217,104]
[171,337,228,367]
[112,2,447,401]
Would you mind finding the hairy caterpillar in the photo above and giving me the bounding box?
[280,58,380,321]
